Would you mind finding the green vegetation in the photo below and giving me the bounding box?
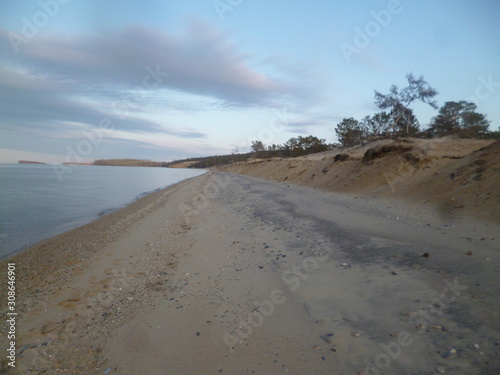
[167,135,333,169]
[169,72,498,169]
[427,101,492,138]
[374,73,438,136]
[253,135,331,158]
[335,118,365,148]
[165,153,252,169]
[334,73,498,147]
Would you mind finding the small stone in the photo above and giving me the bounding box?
[466,251,472,256]
[416,324,425,330]
[422,252,430,258]
[436,366,446,373]
[341,263,352,269]
[443,348,457,358]
[320,333,334,344]
[473,343,480,349]
[351,331,361,337]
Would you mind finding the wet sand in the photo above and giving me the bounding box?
[1,171,499,374]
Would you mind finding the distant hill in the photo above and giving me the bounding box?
[62,162,93,165]
[92,159,167,167]
[166,153,252,169]
[19,160,46,164]
[167,160,200,168]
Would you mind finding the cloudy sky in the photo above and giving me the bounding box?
[0,0,499,164]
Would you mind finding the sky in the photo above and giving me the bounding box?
[0,0,499,164]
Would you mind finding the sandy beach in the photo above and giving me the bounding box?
[1,171,499,374]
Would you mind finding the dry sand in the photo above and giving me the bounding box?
[220,138,500,223]
[1,168,499,374]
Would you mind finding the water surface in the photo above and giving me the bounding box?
[0,164,206,259]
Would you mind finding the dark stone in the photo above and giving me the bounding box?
[334,153,350,162]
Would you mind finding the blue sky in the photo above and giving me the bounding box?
[0,0,499,164]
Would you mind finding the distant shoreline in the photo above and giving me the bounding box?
[18,160,46,164]
[14,159,179,167]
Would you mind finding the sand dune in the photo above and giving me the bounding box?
[220,138,499,223]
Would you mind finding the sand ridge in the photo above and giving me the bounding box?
[219,138,500,223]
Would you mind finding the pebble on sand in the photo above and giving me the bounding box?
[443,348,456,358]
[320,333,334,344]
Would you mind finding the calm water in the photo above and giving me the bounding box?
[0,164,206,259]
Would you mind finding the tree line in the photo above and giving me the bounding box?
[335,73,499,147]
[165,135,333,169]
[250,135,331,158]
[167,73,498,168]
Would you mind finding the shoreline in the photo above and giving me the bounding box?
[1,171,498,374]
[0,186,175,262]
[0,174,206,314]
[0,164,206,261]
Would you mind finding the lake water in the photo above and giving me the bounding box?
[0,164,206,259]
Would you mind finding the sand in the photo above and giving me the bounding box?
[220,138,500,223]
[1,170,499,374]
